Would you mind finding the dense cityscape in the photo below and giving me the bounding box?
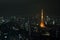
[0,15,60,40]
[0,0,59,40]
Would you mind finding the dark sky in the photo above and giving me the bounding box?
[0,0,59,17]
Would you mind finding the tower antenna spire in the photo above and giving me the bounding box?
[40,9,45,28]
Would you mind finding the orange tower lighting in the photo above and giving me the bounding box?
[40,9,45,28]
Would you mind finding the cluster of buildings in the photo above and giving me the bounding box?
[0,9,60,40]
[0,15,60,40]
[0,15,60,26]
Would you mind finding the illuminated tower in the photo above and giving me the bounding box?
[40,9,45,28]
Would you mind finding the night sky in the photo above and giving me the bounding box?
[0,0,59,17]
